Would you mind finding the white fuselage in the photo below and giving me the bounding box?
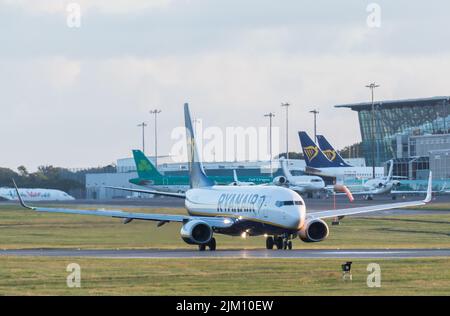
[0,188,75,202]
[363,182,394,195]
[361,178,400,195]
[286,176,325,193]
[306,166,385,182]
[184,185,305,233]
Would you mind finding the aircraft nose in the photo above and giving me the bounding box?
[289,206,305,230]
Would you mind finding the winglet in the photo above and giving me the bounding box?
[11,179,34,210]
[424,171,433,203]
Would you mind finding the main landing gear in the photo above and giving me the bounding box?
[199,237,216,251]
[266,236,293,250]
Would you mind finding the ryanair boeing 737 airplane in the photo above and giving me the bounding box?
[13,104,432,251]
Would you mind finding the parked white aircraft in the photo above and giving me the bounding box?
[279,158,326,195]
[0,187,74,202]
[229,170,256,186]
[13,104,433,251]
[343,160,400,200]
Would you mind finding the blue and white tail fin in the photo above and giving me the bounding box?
[298,132,336,168]
[184,103,215,188]
[316,135,352,167]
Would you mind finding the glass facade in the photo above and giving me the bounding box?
[336,97,450,166]
[430,150,450,180]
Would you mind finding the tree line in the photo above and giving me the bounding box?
[0,165,116,194]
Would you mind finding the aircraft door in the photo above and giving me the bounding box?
[260,196,269,219]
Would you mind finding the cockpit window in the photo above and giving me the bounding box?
[276,200,303,207]
[311,179,322,183]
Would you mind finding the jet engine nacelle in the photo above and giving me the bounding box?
[298,219,329,243]
[272,176,288,186]
[392,181,401,188]
[180,220,213,245]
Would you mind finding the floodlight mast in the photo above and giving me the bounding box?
[365,83,380,179]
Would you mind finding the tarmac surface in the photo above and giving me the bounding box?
[1,248,450,259]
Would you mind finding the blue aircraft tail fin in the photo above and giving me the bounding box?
[184,103,215,188]
[298,132,336,168]
[316,135,352,167]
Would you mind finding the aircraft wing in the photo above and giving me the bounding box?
[105,186,186,198]
[11,180,234,229]
[308,172,433,220]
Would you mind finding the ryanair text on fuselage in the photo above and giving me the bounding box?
[217,193,266,213]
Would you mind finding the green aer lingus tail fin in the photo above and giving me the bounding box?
[132,150,163,179]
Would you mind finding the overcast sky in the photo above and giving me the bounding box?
[1,0,450,170]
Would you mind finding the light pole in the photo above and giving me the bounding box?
[264,112,276,178]
[281,102,290,160]
[149,109,162,168]
[137,122,147,153]
[365,83,380,179]
[309,109,319,143]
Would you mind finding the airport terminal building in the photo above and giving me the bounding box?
[86,157,366,200]
[86,159,301,200]
[85,96,450,200]
[336,96,450,183]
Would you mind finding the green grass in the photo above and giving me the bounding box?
[1,205,450,296]
[411,202,450,211]
[1,205,450,250]
[0,257,449,295]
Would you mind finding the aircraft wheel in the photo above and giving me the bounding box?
[199,244,206,251]
[275,237,283,250]
[208,238,216,251]
[288,241,293,250]
[266,237,274,250]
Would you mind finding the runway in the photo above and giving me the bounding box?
[2,248,450,259]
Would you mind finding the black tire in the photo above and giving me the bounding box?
[266,237,274,250]
[283,240,288,250]
[275,237,283,250]
[288,241,293,250]
[208,238,216,251]
[199,244,206,251]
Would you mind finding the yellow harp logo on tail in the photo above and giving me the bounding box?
[304,146,319,161]
[323,149,337,161]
